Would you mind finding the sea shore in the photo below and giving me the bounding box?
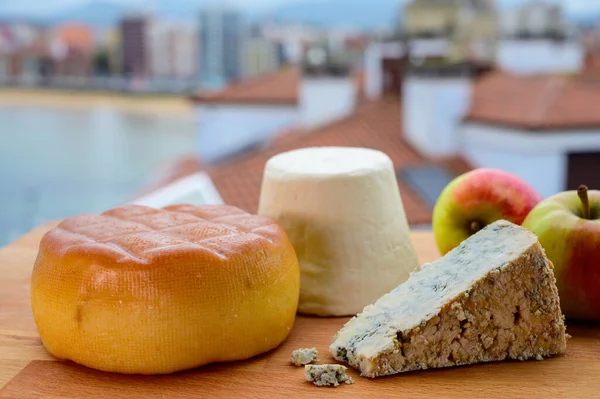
[0,88,193,117]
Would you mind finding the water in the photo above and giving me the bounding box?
[0,105,197,246]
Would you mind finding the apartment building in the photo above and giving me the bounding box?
[402,0,498,67]
[501,1,567,39]
[120,14,150,78]
[148,21,198,79]
[498,2,581,74]
[241,37,284,79]
[52,23,94,78]
[199,6,243,88]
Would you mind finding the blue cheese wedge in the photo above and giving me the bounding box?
[291,347,318,366]
[305,364,354,387]
[330,220,568,378]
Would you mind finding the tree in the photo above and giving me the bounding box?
[92,48,110,76]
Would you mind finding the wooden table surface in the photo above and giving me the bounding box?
[1,223,599,398]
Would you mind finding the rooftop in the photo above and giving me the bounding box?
[465,71,600,131]
[191,67,299,105]
[190,66,365,106]
[143,96,472,226]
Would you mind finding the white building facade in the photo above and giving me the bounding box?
[460,124,600,198]
[497,39,584,75]
[149,21,198,79]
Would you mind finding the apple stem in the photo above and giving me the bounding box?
[578,185,590,220]
[470,221,482,234]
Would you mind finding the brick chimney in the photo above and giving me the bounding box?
[364,40,406,100]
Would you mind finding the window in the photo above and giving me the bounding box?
[566,152,600,191]
[399,164,456,207]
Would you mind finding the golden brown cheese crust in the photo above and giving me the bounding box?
[42,203,285,264]
[31,204,300,375]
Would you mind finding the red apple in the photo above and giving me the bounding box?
[522,185,600,322]
[433,168,543,255]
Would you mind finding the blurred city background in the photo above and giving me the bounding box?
[1,0,600,246]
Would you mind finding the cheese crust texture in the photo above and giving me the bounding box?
[330,220,568,377]
[258,147,419,316]
[31,204,300,374]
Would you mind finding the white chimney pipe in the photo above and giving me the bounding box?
[299,45,357,129]
[299,75,357,128]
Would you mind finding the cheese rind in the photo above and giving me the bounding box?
[31,204,300,375]
[258,147,419,316]
[304,364,354,387]
[330,220,568,377]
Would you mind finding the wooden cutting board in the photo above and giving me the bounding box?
[1,224,599,399]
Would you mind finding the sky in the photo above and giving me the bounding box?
[0,0,287,18]
[0,0,598,17]
[1,0,289,14]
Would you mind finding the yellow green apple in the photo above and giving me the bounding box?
[522,185,600,322]
[433,168,542,255]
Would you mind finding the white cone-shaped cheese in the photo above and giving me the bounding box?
[258,147,419,316]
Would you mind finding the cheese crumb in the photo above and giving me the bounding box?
[305,364,354,387]
[291,347,318,366]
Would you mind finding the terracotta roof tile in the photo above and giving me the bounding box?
[465,71,600,130]
[191,67,299,105]
[191,67,366,106]
[54,23,94,53]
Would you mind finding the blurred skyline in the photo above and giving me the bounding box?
[2,0,599,12]
[1,0,599,28]
[2,0,600,245]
